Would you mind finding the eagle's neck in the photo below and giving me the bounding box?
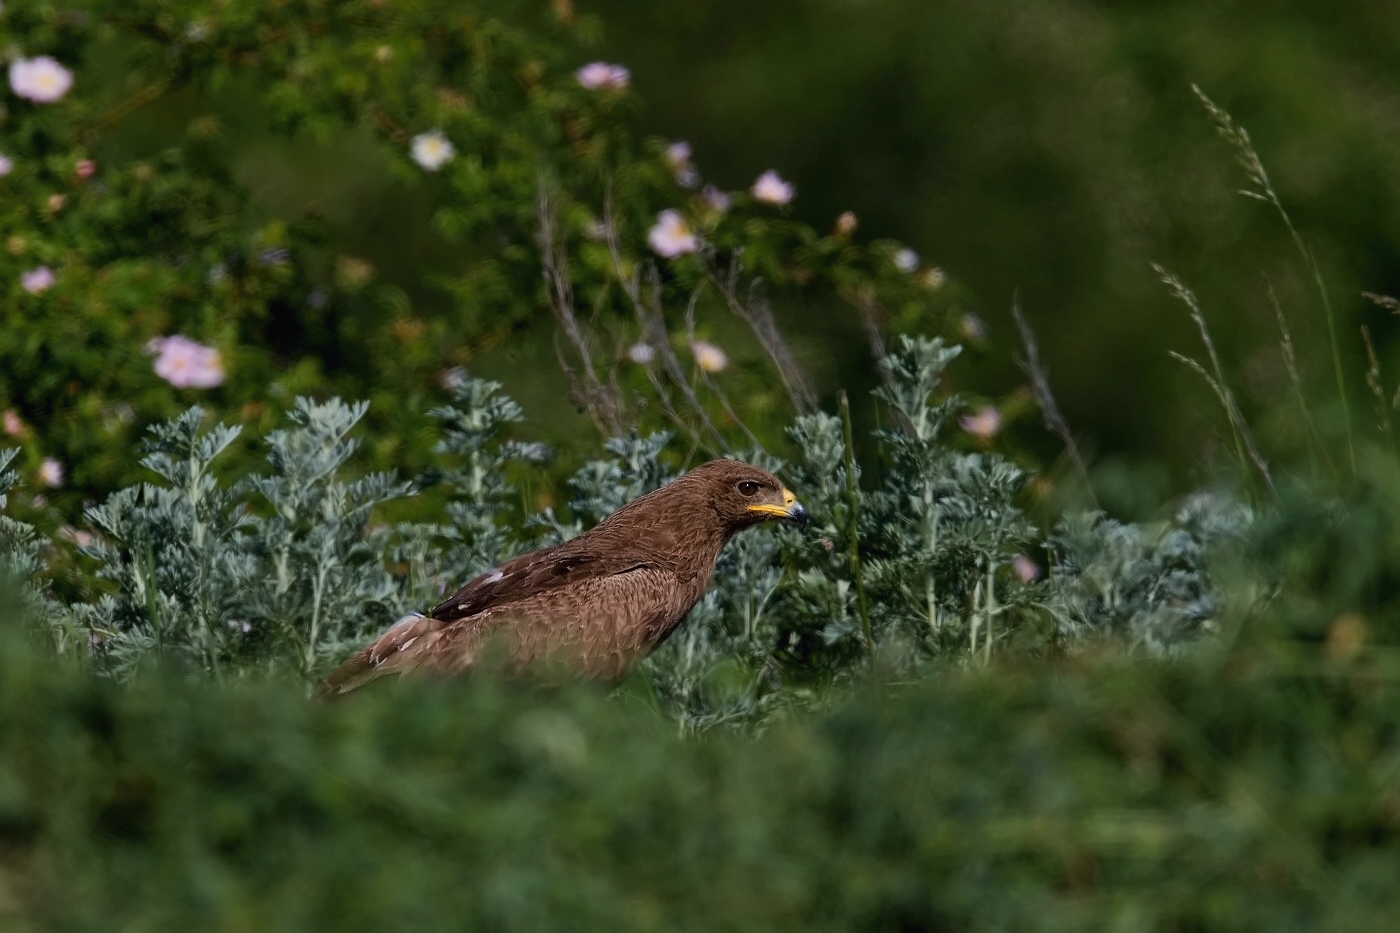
[682,525,732,589]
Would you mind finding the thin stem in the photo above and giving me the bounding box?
[1011,295,1099,509]
[983,558,996,666]
[705,258,816,413]
[839,391,874,653]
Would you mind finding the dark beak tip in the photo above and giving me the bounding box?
[787,503,809,528]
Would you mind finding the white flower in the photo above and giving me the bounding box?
[0,154,12,177]
[959,313,986,340]
[959,406,1002,440]
[1012,554,1041,583]
[835,211,858,236]
[647,209,698,258]
[691,340,728,373]
[920,267,947,290]
[576,62,630,91]
[20,266,54,294]
[9,56,74,103]
[894,248,919,273]
[3,409,23,437]
[627,342,655,365]
[411,131,455,171]
[148,335,225,388]
[750,170,794,206]
[38,458,63,488]
[439,366,467,389]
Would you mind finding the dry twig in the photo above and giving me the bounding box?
[1010,297,1099,509]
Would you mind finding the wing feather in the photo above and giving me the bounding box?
[429,537,656,623]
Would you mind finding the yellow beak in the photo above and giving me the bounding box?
[747,488,807,526]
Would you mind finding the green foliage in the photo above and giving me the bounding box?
[3,604,1400,930]
[71,399,409,681]
[10,351,1245,733]
[0,0,954,513]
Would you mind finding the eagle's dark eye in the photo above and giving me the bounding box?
[737,480,761,497]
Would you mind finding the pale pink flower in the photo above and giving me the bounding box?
[894,248,919,273]
[664,141,691,170]
[835,211,858,236]
[2,409,23,437]
[920,267,947,290]
[75,159,96,179]
[47,193,65,212]
[410,131,455,171]
[20,266,54,294]
[750,170,794,206]
[960,406,1002,440]
[647,209,698,258]
[700,185,731,213]
[576,62,629,91]
[60,526,95,549]
[37,458,63,488]
[692,340,728,373]
[627,342,655,365]
[960,314,986,340]
[1012,554,1041,583]
[0,154,12,177]
[149,335,225,388]
[665,141,697,187]
[439,366,467,390]
[9,56,74,103]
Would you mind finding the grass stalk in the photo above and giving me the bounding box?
[1361,326,1400,483]
[1266,277,1330,481]
[1156,266,1274,497]
[1194,85,1355,473]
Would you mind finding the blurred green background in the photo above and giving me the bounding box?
[570,0,1400,493]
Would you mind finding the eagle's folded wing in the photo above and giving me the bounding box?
[426,565,693,678]
[430,542,653,623]
[317,565,690,696]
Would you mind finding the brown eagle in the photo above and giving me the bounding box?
[317,460,805,697]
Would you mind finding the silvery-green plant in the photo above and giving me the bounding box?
[0,449,64,638]
[75,409,257,680]
[76,401,411,681]
[1045,493,1252,656]
[22,348,1250,726]
[240,398,410,678]
[395,378,550,608]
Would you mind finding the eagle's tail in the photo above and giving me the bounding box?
[313,648,383,700]
[313,612,440,701]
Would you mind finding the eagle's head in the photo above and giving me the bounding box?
[678,459,808,531]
